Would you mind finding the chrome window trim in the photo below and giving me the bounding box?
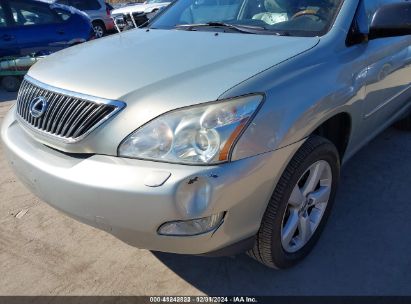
[16,75,127,144]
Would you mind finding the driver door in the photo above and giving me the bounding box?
[0,0,19,57]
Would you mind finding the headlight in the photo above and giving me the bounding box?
[118,94,262,164]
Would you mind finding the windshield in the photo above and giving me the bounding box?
[150,0,344,36]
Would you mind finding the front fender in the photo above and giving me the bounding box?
[224,32,368,161]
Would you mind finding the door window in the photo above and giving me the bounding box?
[52,7,72,21]
[9,1,60,26]
[0,3,6,27]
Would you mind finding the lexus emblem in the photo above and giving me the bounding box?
[29,96,49,118]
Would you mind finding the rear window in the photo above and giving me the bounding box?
[71,0,101,10]
[53,7,72,21]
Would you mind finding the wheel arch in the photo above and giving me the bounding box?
[92,19,106,29]
[311,112,352,161]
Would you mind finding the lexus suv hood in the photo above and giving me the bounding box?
[24,29,319,154]
[28,29,319,104]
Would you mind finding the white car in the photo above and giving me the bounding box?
[112,0,170,30]
[112,0,170,16]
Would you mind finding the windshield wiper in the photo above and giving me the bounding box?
[174,22,293,36]
[174,22,267,34]
[271,30,292,36]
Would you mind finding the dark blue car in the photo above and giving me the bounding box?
[0,0,95,57]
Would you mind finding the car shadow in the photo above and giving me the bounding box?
[153,127,411,296]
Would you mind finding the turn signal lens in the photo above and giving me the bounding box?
[157,212,225,236]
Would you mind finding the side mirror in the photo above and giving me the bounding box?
[369,2,411,40]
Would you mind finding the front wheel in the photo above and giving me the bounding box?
[248,135,340,269]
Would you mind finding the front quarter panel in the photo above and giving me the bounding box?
[227,28,369,162]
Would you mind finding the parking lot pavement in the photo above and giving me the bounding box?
[0,87,411,296]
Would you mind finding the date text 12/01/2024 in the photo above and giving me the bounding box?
[149,297,258,303]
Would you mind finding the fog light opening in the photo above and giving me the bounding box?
[157,212,225,236]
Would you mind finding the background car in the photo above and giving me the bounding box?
[53,0,115,38]
[111,0,170,30]
[111,0,170,15]
[0,0,95,58]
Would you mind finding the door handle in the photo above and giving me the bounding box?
[2,34,14,41]
[56,30,65,35]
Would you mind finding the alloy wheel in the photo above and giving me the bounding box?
[281,160,332,253]
[94,25,104,38]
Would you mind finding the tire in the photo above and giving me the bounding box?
[92,21,106,38]
[1,76,21,92]
[394,115,411,131]
[247,135,340,269]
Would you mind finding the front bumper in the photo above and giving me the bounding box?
[1,107,304,255]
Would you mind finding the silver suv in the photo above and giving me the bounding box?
[54,0,114,37]
[2,0,411,269]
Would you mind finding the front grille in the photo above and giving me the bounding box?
[16,77,125,142]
